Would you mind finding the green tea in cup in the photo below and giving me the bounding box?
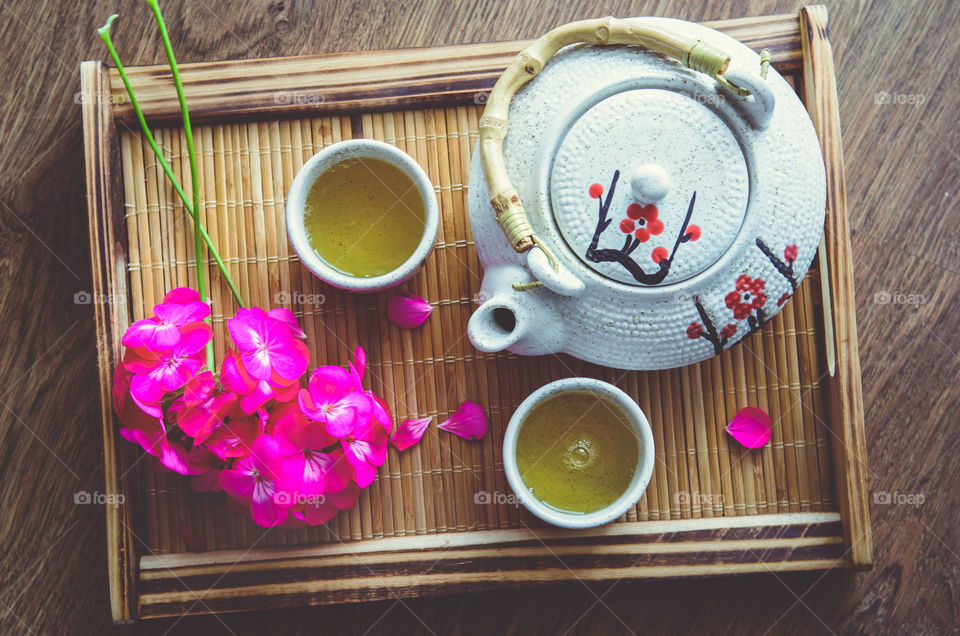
[303,157,427,278]
[515,390,640,514]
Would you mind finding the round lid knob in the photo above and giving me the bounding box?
[549,87,749,287]
[629,163,671,204]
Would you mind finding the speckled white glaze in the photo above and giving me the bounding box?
[467,17,826,370]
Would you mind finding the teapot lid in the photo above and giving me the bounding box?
[549,87,749,287]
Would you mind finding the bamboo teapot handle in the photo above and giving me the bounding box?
[478,16,743,255]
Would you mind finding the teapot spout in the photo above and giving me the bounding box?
[467,264,565,356]
[467,297,526,353]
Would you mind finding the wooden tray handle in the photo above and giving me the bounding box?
[479,16,737,253]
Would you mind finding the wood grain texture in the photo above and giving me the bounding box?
[2,0,959,634]
[79,60,138,624]
[108,12,803,124]
[135,514,846,619]
[799,5,871,570]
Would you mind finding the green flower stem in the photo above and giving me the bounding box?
[98,14,245,318]
[145,0,212,370]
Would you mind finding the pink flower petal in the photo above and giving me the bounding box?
[346,452,378,489]
[227,307,269,351]
[218,464,256,502]
[162,287,202,304]
[122,346,162,375]
[324,450,353,493]
[296,497,339,525]
[297,388,323,420]
[240,349,274,382]
[345,418,387,467]
[370,393,393,435]
[157,446,193,475]
[350,346,366,385]
[327,391,373,438]
[127,390,163,420]
[300,420,336,449]
[325,405,359,439]
[154,300,210,328]
[238,381,274,414]
[174,323,213,355]
[438,402,488,440]
[157,355,202,393]
[229,309,308,382]
[280,450,331,497]
[273,382,299,403]
[191,465,223,493]
[120,318,153,349]
[251,435,285,481]
[205,418,259,460]
[122,317,179,350]
[327,481,361,509]
[307,366,355,403]
[358,433,387,467]
[272,402,334,450]
[726,407,772,448]
[150,322,187,350]
[267,307,306,339]
[126,423,196,475]
[391,417,431,451]
[181,445,217,477]
[266,338,310,381]
[113,363,161,428]
[128,371,165,406]
[118,426,138,445]
[222,350,257,395]
[268,368,297,388]
[250,480,289,527]
[270,399,303,425]
[175,371,234,444]
[386,293,432,329]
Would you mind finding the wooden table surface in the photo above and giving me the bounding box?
[1,0,958,633]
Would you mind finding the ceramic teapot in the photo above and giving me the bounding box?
[466,16,826,370]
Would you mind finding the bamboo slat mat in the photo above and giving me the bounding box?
[120,105,835,555]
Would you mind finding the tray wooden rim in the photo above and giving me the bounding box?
[80,6,870,624]
[138,512,844,619]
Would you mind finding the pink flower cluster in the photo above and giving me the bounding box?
[113,287,487,527]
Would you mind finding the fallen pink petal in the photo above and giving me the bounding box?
[726,406,772,448]
[438,402,488,440]
[386,293,432,329]
[391,417,432,451]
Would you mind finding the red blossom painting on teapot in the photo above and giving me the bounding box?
[685,241,801,355]
[583,169,804,355]
[584,170,703,286]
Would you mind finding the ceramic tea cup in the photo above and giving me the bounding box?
[286,139,439,292]
[502,377,655,529]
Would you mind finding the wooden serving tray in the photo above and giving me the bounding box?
[81,6,870,623]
